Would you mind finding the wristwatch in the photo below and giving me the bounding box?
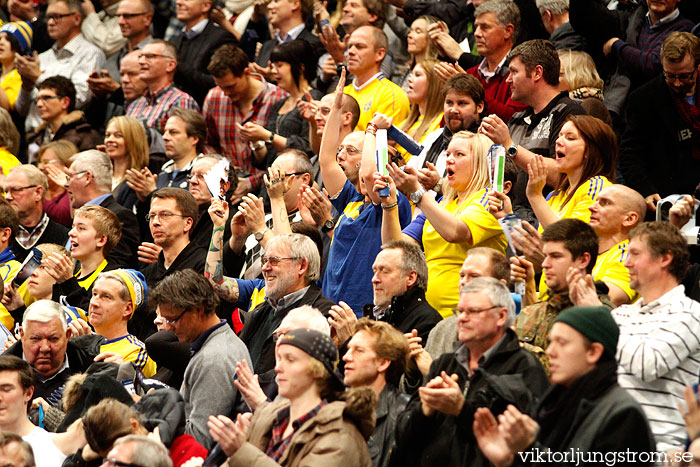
[409,187,426,205]
[266,131,275,144]
[254,228,269,242]
[321,218,335,233]
[506,143,518,159]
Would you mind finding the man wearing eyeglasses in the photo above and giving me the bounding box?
[26,76,102,157]
[392,277,548,467]
[149,270,250,449]
[102,435,172,467]
[620,31,700,216]
[126,39,199,135]
[140,187,207,287]
[15,0,106,134]
[236,233,335,375]
[4,165,68,263]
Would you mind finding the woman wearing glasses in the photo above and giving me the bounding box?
[372,119,507,319]
[104,116,149,212]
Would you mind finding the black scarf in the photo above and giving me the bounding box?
[535,359,618,449]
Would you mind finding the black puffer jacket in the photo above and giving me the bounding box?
[392,329,549,467]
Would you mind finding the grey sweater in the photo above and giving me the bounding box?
[181,324,251,449]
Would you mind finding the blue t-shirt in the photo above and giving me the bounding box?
[321,180,412,317]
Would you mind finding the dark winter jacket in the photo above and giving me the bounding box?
[392,328,549,467]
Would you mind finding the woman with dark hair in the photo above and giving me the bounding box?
[208,328,374,467]
[526,115,616,230]
[239,39,322,161]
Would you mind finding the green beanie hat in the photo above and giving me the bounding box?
[552,306,619,358]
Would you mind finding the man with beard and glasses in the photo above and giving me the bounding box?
[619,32,700,216]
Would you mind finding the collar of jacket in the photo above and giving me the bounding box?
[34,110,86,134]
[362,286,426,322]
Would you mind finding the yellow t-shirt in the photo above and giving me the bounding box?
[540,176,612,232]
[0,148,20,177]
[1,69,21,111]
[397,113,443,163]
[592,239,638,303]
[101,334,157,378]
[0,257,20,330]
[422,189,507,318]
[344,73,410,131]
[538,176,611,299]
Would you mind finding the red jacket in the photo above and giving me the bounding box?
[170,434,208,467]
[467,64,527,122]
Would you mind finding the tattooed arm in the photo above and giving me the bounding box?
[266,166,293,239]
[205,200,240,302]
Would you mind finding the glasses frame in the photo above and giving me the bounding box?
[65,170,88,183]
[163,308,190,325]
[46,11,77,22]
[145,212,188,222]
[2,185,38,196]
[261,256,300,267]
[118,11,149,18]
[663,70,697,83]
[451,305,501,317]
[138,52,175,61]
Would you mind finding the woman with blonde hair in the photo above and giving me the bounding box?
[38,140,78,227]
[104,116,149,211]
[395,15,444,90]
[397,58,445,163]
[370,115,506,317]
[558,49,611,125]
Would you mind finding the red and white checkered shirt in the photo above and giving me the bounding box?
[202,78,287,189]
[126,82,199,134]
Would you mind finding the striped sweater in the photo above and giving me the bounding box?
[612,285,700,452]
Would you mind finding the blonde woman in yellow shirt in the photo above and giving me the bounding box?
[370,121,506,318]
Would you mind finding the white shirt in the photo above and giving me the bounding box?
[23,426,66,467]
[612,285,700,452]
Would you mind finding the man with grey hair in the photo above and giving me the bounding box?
[329,240,441,346]
[107,435,172,467]
[3,165,68,262]
[535,0,586,50]
[462,0,527,122]
[238,233,335,375]
[392,277,548,466]
[65,150,139,268]
[4,300,102,405]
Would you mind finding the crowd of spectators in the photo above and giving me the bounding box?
[0,0,699,465]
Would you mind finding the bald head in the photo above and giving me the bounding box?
[589,184,646,238]
[611,185,647,222]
